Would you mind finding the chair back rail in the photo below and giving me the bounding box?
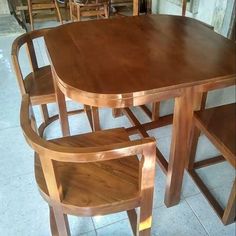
[21,94,156,163]
[11,28,51,95]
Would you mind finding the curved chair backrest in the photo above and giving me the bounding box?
[11,28,51,95]
[21,94,156,163]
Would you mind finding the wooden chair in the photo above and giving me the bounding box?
[20,93,156,235]
[11,28,84,137]
[27,0,62,30]
[187,103,236,225]
[69,0,108,21]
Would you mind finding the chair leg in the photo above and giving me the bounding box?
[128,208,152,236]
[127,209,137,235]
[84,105,100,131]
[84,105,93,130]
[137,192,154,235]
[137,208,152,236]
[69,0,73,21]
[104,3,108,18]
[200,92,208,110]
[54,0,63,24]
[222,180,236,225]
[112,108,123,118]
[91,106,100,131]
[77,5,81,21]
[186,124,201,170]
[50,206,59,236]
[40,104,50,124]
[151,102,160,121]
[27,0,34,30]
[50,206,71,236]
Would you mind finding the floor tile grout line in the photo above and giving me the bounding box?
[184,197,211,236]
[92,217,129,231]
[181,191,202,199]
[91,216,97,233]
[78,229,97,236]
[182,174,235,200]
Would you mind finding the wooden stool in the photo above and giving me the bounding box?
[187,103,236,225]
[20,94,157,235]
[69,0,108,21]
[27,0,62,30]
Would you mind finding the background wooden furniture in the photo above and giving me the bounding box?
[27,0,62,30]
[45,15,236,207]
[69,0,108,21]
[20,93,156,235]
[187,103,236,225]
[11,28,84,137]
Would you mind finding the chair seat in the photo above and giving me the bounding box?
[194,103,236,167]
[25,65,56,104]
[35,128,140,216]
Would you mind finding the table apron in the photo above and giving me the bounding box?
[57,76,235,108]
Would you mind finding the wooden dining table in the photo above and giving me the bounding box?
[45,14,236,207]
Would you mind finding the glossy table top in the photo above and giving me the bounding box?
[45,15,236,105]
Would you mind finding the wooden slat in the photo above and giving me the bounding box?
[193,155,226,169]
[31,3,55,10]
[152,102,160,121]
[189,170,224,218]
[139,103,160,121]
[222,180,236,225]
[123,108,168,174]
[126,114,173,135]
[140,105,152,120]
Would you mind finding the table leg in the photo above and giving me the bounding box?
[91,106,100,131]
[164,87,202,207]
[112,108,124,118]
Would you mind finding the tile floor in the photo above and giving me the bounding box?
[0,20,235,236]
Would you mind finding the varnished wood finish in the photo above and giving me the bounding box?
[125,114,173,135]
[193,155,225,169]
[123,107,168,174]
[27,0,62,30]
[84,105,101,131]
[194,104,236,166]
[21,94,156,235]
[222,181,236,225]
[188,103,236,225]
[182,0,187,16]
[45,15,235,108]
[45,15,236,207]
[11,29,84,137]
[147,19,214,123]
[69,0,108,21]
[133,0,138,16]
